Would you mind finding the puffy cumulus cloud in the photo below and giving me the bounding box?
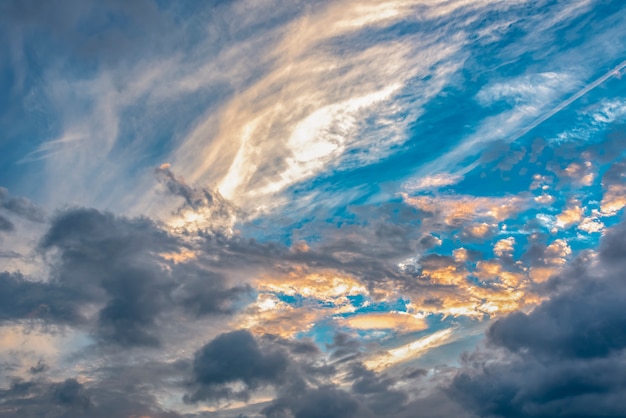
[601,184,626,214]
[463,222,496,240]
[578,213,605,234]
[233,270,401,337]
[402,193,529,229]
[555,200,584,229]
[418,254,468,287]
[600,160,626,215]
[493,237,515,257]
[526,237,572,283]
[563,161,596,186]
[410,253,536,318]
[474,261,525,288]
[445,218,626,417]
[544,158,597,188]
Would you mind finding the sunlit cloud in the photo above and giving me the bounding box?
[338,312,428,333]
[364,328,456,371]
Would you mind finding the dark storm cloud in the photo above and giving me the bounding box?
[40,208,181,347]
[184,329,415,418]
[186,330,289,403]
[0,207,250,348]
[445,218,626,417]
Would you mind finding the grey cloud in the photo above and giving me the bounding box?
[263,386,362,418]
[186,330,289,403]
[0,214,14,232]
[172,267,251,317]
[183,330,409,418]
[52,378,91,409]
[156,165,240,233]
[602,158,626,188]
[0,187,45,223]
[0,376,184,418]
[40,208,180,347]
[0,207,250,347]
[29,361,48,375]
[445,218,626,417]
[0,271,84,324]
[186,330,416,418]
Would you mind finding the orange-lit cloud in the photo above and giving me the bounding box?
[556,201,583,228]
[339,312,428,333]
[258,270,367,302]
[403,193,528,226]
[494,237,515,257]
[159,248,197,264]
[601,184,626,215]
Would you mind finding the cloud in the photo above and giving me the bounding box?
[365,328,456,371]
[0,271,84,324]
[155,164,240,234]
[0,215,15,232]
[0,187,45,223]
[445,218,626,417]
[340,312,428,333]
[0,206,250,349]
[0,375,184,418]
[263,386,363,418]
[185,329,289,403]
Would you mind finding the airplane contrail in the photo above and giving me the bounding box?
[408,58,626,188]
[510,58,626,142]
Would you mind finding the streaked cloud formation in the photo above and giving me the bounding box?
[1,0,626,417]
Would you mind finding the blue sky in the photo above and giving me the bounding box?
[1,1,626,417]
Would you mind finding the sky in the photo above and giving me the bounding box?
[1,0,626,417]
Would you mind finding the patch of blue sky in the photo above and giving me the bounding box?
[353,298,409,314]
[272,292,304,306]
[111,85,235,178]
[295,318,343,351]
